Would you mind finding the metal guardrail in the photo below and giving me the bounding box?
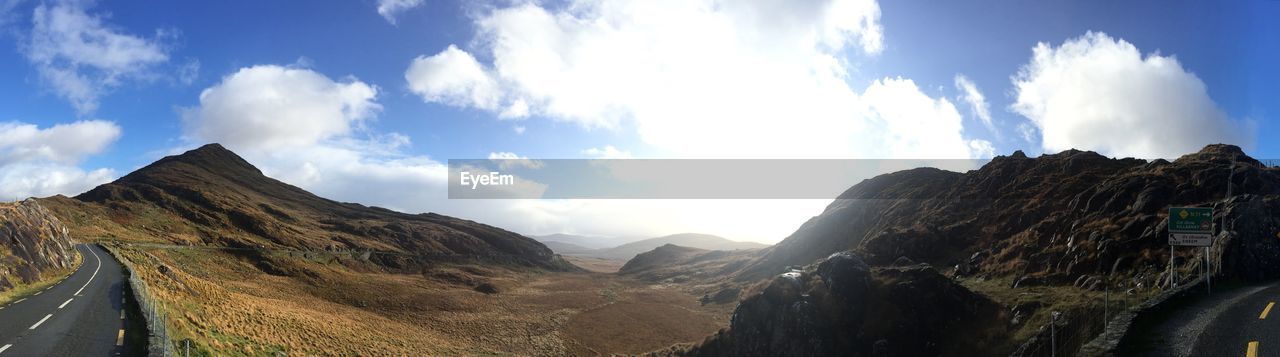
[98,243,173,357]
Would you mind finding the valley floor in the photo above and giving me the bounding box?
[110,244,733,356]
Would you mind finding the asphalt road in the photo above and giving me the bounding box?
[1190,281,1280,356]
[0,244,140,356]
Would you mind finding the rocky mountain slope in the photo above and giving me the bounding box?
[681,252,1011,357]
[0,199,77,293]
[739,144,1279,286]
[660,144,1280,356]
[40,143,572,271]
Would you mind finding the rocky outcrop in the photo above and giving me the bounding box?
[681,252,1011,357]
[0,199,77,292]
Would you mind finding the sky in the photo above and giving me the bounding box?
[0,0,1276,243]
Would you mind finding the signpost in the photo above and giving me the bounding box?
[1168,207,1213,290]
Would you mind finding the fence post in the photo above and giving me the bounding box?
[1051,311,1060,357]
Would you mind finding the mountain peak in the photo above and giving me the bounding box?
[147,143,263,177]
[1176,143,1259,167]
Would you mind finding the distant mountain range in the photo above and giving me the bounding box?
[529,233,630,250]
[536,233,769,261]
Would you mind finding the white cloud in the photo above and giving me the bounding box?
[1016,122,1037,144]
[953,74,993,133]
[968,139,995,159]
[0,120,120,165]
[0,0,23,26]
[1011,31,1253,159]
[376,0,424,25]
[487,151,544,169]
[0,163,114,200]
[406,44,500,111]
[176,59,200,85]
[182,65,380,151]
[403,0,984,160]
[26,2,170,114]
[0,120,121,200]
[582,145,632,159]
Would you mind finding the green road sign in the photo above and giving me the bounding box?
[1169,207,1213,233]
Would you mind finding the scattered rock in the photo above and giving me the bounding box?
[474,282,500,295]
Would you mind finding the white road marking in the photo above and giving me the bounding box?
[13,299,24,304]
[0,344,11,353]
[29,314,52,330]
[73,246,102,296]
[32,291,40,296]
[59,298,73,309]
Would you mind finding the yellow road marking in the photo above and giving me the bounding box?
[116,329,125,346]
[1248,341,1260,357]
[1263,302,1276,319]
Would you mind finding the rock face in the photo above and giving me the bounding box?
[1214,194,1280,281]
[0,199,77,292]
[41,143,574,272]
[682,252,1010,357]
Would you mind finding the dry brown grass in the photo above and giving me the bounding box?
[111,245,733,356]
[562,256,626,273]
[960,275,1150,344]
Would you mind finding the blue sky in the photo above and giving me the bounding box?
[0,0,1275,242]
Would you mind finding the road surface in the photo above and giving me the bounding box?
[1188,281,1280,356]
[0,244,142,356]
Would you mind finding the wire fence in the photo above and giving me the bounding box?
[100,243,173,357]
[1009,270,1209,357]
